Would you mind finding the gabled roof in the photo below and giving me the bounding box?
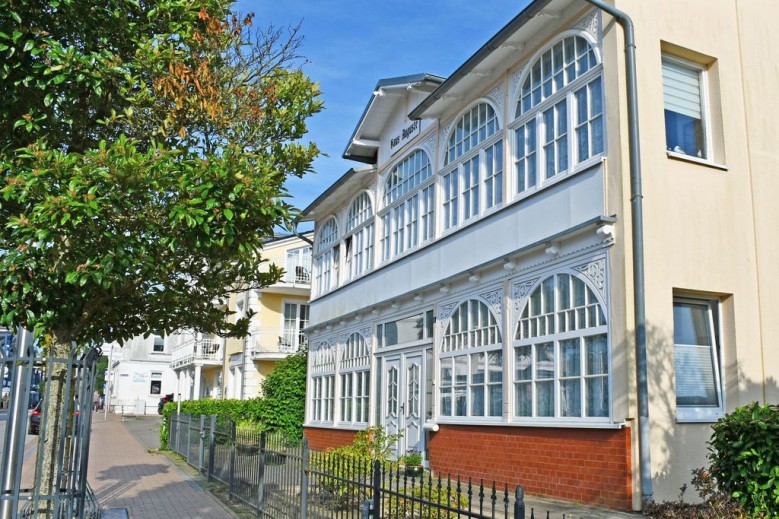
[410,0,579,120]
[299,165,376,222]
[343,74,445,164]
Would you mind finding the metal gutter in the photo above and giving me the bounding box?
[582,0,652,507]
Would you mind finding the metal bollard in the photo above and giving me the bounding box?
[514,485,525,519]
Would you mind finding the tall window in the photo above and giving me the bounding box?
[662,55,709,159]
[311,341,335,422]
[673,297,723,422]
[344,192,375,281]
[152,335,165,353]
[513,273,609,420]
[286,246,312,284]
[315,218,339,295]
[440,299,503,418]
[282,302,309,352]
[339,333,370,424]
[380,150,434,262]
[513,35,603,195]
[443,103,503,230]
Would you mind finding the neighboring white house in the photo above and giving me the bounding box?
[105,334,177,414]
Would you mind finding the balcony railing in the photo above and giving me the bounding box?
[249,328,308,358]
[171,337,223,368]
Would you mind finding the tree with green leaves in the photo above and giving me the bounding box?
[0,0,321,503]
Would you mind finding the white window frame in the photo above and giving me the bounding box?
[310,340,336,423]
[662,54,712,161]
[315,217,339,296]
[512,272,611,423]
[152,335,165,353]
[439,299,503,420]
[510,33,604,198]
[673,297,724,423]
[281,300,309,353]
[150,372,162,395]
[338,332,371,425]
[378,149,435,264]
[344,192,375,281]
[441,102,503,233]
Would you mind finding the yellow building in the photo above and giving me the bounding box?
[171,233,312,401]
[301,0,779,511]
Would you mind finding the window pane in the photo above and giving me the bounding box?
[674,300,719,407]
[663,58,706,158]
[560,339,580,377]
[561,379,581,417]
[586,376,609,417]
[515,383,532,416]
[585,334,608,375]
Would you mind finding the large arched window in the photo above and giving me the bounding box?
[315,218,340,295]
[513,273,609,420]
[344,192,374,281]
[310,340,335,422]
[513,34,603,195]
[379,150,435,262]
[442,103,503,231]
[440,299,503,418]
[338,332,370,424]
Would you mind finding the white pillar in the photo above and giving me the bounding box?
[193,365,202,400]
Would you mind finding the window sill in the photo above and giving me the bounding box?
[435,417,621,429]
[666,151,728,171]
[676,407,724,423]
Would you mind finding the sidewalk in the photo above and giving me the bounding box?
[88,414,239,519]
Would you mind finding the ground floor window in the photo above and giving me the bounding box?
[340,370,370,423]
[312,375,334,422]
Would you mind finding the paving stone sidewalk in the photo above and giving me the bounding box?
[88,413,239,519]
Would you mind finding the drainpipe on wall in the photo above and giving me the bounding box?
[581,0,652,507]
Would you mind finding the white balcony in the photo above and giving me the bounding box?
[249,327,308,360]
[170,336,223,369]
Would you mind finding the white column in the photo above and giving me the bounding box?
[193,365,202,400]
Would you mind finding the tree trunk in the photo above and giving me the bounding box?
[36,340,73,515]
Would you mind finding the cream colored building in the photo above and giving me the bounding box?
[301,0,778,511]
[221,233,312,400]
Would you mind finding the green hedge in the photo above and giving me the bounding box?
[709,402,779,517]
[160,351,307,448]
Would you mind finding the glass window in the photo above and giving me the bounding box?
[150,372,162,395]
[440,300,503,418]
[315,218,339,295]
[152,335,165,353]
[310,340,336,422]
[663,55,708,159]
[513,273,609,420]
[443,103,503,231]
[282,302,309,352]
[380,150,434,263]
[338,332,371,424]
[673,298,723,422]
[513,34,603,196]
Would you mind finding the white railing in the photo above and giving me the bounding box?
[170,336,223,368]
[249,328,308,357]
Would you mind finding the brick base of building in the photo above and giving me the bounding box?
[428,425,632,511]
[304,426,357,451]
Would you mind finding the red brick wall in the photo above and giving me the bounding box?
[428,425,632,511]
[304,426,357,451]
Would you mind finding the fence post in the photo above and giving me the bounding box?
[199,415,206,473]
[208,415,216,482]
[371,460,381,519]
[300,438,309,519]
[257,431,267,512]
[514,485,525,519]
[186,414,192,464]
[228,419,236,500]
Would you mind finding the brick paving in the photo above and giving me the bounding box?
[88,414,239,519]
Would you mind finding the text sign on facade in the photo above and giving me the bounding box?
[390,120,421,155]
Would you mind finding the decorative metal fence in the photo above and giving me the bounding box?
[167,413,590,519]
[0,327,101,518]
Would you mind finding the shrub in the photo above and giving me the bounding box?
[709,402,779,517]
[385,481,470,519]
[644,468,747,518]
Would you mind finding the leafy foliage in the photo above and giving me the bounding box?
[644,468,748,518]
[252,351,308,438]
[709,402,779,517]
[0,0,321,346]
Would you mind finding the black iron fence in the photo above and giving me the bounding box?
[167,413,597,519]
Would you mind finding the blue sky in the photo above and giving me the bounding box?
[234,0,532,223]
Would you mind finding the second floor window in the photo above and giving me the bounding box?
[344,192,375,281]
[315,218,339,295]
[513,34,603,195]
[442,102,503,231]
[286,247,312,284]
[282,302,309,353]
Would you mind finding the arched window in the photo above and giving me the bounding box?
[514,34,603,194]
[442,103,503,231]
[440,299,503,418]
[310,340,335,422]
[315,218,340,295]
[339,333,370,424]
[379,150,435,262]
[344,192,374,281]
[513,273,609,420]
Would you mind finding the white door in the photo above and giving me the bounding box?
[382,352,424,457]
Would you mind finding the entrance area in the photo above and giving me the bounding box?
[380,350,427,458]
